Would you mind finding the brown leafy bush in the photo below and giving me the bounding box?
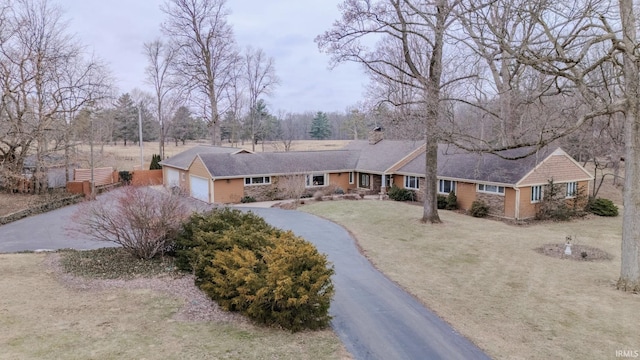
[70,186,189,259]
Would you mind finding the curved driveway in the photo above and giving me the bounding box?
[0,201,490,359]
[248,207,490,360]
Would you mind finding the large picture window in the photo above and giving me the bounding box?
[438,179,456,194]
[306,173,326,187]
[404,176,419,190]
[531,185,543,203]
[245,176,271,185]
[360,173,370,188]
[478,183,505,195]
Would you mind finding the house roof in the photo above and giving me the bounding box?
[343,140,425,173]
[159,145,245,170]
[397,144,563,185]
[197,150,360,178]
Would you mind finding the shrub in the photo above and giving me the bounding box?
[177,209,334,331]
[437,194,447,209]
[588,198,619,216]
[149,154,162,170]
[313,190,324,201]
[174,208,275,273]
[70,186,189,259]
[387,185,416,202]
[334,187,345,195]
[445,191,458,210]
[240,195,256,203]
[118,170,132,185]
[470,200,489,218]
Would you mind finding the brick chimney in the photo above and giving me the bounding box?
[369,126,384,145]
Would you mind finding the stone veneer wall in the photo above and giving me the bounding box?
[476,192,505,216]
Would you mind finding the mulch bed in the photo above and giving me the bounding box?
[535,243,613,261]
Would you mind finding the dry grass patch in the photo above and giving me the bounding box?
[73,140,351,171]
[0,253,348,360]
[302,200,639,360]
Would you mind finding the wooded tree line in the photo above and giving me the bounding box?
[1,0,639,291]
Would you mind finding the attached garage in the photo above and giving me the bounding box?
[189,175,210,202]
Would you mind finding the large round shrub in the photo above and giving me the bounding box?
[176,209,334,332]
[470,200,489,218]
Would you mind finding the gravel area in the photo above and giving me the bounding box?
[44,252,247,324]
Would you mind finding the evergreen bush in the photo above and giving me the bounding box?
[175,208,334,331]
[437,194,447,209]
[445,191,458,210]
[387,185,416,202]
[587,198,619,217]
[470,200,489,217]
[149,154,162,170]
[118,170,132,185]
[241,195,256,203]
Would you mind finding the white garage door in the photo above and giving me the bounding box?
[190,175,209,202]
[166,168,180,187]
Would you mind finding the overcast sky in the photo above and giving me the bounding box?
[61,0,367,114]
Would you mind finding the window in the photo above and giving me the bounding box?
[245,176,271,185]
[306,173,326,187]
[438,179,456,194]
[531,185,543,203]
[566,182,577,198]
[360,173,370,188]
[404,176,419,190]
[478,183,505,195]
[349,172,354,184]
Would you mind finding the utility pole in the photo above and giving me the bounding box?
[138,104,144,169]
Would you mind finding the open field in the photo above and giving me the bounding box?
[0,253,347,359]
[302,200,638,360]
[72,140,351,171]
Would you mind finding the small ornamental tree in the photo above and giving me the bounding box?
[70,186,189,259]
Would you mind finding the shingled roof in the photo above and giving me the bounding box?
[343,139,425,173]
[196,150,360,178]
[397,144,559,185]
[159,145,244,170]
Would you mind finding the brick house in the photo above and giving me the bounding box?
[160,140,592,221]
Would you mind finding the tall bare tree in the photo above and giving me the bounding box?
[161,0,239,146]
[243,46,279,151]
[318,0,471,223]
[454,0,640,291]
[144,39,178,159]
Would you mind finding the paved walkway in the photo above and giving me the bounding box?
[0,195,490,359]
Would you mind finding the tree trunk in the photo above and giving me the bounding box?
[617,0,640,292]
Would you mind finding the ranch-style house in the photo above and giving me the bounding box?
[160,136,593,221]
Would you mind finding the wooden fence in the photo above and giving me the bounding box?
[73,167,116,186]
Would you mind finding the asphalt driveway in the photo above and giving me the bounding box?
[0,198,490,359]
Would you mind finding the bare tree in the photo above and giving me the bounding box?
[144,39,178,159]
[161,0,240,146]
[318,0,471,223]
[243,46,279,151]
[0,0,112,193]
[459,0,640,291]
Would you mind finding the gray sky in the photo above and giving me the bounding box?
[62,0,366,114]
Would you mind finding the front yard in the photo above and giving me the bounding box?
[302,200,638,360]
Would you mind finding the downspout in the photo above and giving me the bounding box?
[514,187,521,220]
